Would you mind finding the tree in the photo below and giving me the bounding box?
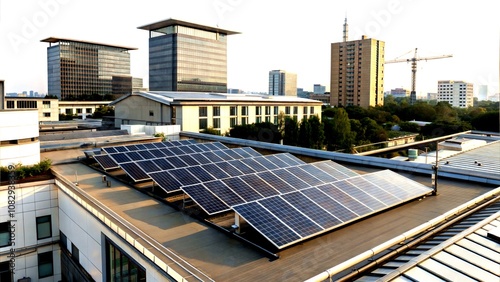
[324,108,354,151]
[434,102,457,122]
[471,111,500,132]
[283,117,299,146]
[408,102,436,121]
[298,118,312,148]
[308,115,324,149]
[201,127,220,135]
[361,117,387,143]
[399,121,421,133]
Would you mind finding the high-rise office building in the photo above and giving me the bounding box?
[330,20,385,108]
[138,19,239,93]
[313,84,326,94]
[437,80,474,108]
[269,70,297,96]
[41,37,137,101]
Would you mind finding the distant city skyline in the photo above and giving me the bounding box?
[1,0,499,97]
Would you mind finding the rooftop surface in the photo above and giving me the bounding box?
[41,37,138,50]
[43,144,498,281]
[137,18,240,35]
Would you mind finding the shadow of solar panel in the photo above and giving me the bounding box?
[222,177,262,201]
[202,151,224,163]
[265,154,289,168]
[126,151,144,161]
[168,146,184,155]
[190,153,212,165]
[149,149,166,158]
[301,187,357,222]
[286,166,323,187]
[186,166,216,182]
[222,149,243,159]
[228,160,255,174]
[240,158,267,172]
[253,156,279,170]
[142,143,157,149]
[212,150,234,161]
[318,183,371,215]
[256,171,296,193]
[178,145,195,154]
[114,146,128,152]
[152,142,167,148]
[259,196,323,237]
[121,162,150,182]
[137,150,155,159]
[154,158,175,170]
[169,168,200,186]
[272,169,311,190]
[347,176,401,205]
[103,147,118,154]
[160,148,174,156]
[201,163,231,179]
[178,154,200,166]
[298,164,337,183]
[136,160,162,173]
[94,155,119,170]
[215,162,243,177]
[239,174,279,197]
[149,171,182,192]
[135,144,147,150]
[204,180,245,206]
[125,145,139,151]
[182,184,230,215]
[233,202,301,248]
[165,156,188,168]
[109,153,132,164]
[282,191,342,229]
[334,180,386,211]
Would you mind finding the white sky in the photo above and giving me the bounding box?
[0,0,499,97]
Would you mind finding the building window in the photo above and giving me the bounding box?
[310,107,315,114]
[16,100,37,108]
[43,112,51,118]
[265,116,271,123]
[199,118,208,130]
[76,108,82,114]
[274,116,278,125]
[65,108,73,115]
[0,222,10,247]
[6,101,14,109]
[72,243,80,263]
[213,106,220,117]
[86,108,92,114]
[285,106,290,115]
[265,106,271,115]
[303,106,308,115]
[274,106,278,115]
[199,107,208,117]
[43,101,51,108]
[241,117,248,125]
[149,110,154,117]
[230,106,237,116]
[256,117,262,123]
[293,106,298,115]
[60,231,67,250]
[106,238,146,282]
[256,106,262,115]
[36,215,52,240]
[38,251,53,278]
[230,117,237,127]
[241,106,248,116]
[0,261,11,282]
[213,118,220,129]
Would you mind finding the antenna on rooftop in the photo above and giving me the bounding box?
[343,15,348,42]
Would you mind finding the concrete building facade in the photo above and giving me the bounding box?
[0,110,40,166]
[437,80,474,108]
[269,70,297,96]
[330,34,385,108]
[389,88,410,98]
[4,97,59,122]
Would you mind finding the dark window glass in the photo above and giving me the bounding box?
[38,251,53,278]
[213,106,220,116]
[199,119,208,130]
[199,107,207,117]
[106,238,146,282]
[0,222,10,247]
[60,231,67,250]
[36,215,51,240]
[72,243,79,263]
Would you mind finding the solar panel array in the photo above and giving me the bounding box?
[233,170,433,249]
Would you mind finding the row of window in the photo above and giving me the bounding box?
[200,106,315,118]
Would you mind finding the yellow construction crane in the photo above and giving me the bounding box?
[385,48,452,104]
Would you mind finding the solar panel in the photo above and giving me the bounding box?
[301,187,357,222]
[103,147,118,154]
[120,162,150,182]
[188,144,203,153]
[233,202,301,248]
[152,142,167,148]
[182,184,230,214]
[222,149,243,159]
[168,168,200,186]
[149,149,166,158]
[362,172,412,200]
[194,143,210,152]
[259,196,323,237]
[228,160,255,174]
[138,150,155,159]
[239,174,279,197]
[126,151,144,161]
[124,144,139,151]
[177,154,200,166]
[278,153,304,165]
[241,147,262,157]
[323,161,359,178]
[272,168,311,190]
[153,158,175,170]
[203,142,219,151]
[311,161,353,181]
[346,176,401,206]
[256,171,296,193]
[142,143,157,150]
[240,158,268,172]
[281,191,342,229]
[94,155,119,170]
[190,153,213,165]
[136,160,162,173]
[264,154,289,168]
[286,166,324,186]
[185,166,216,182]
[149,171,182,192]
[318,183,371,216]
[109,153,132,164]
[163,141,174,147]
[298,164,338,183]
[159,148,175,156]
[178,145,196,154]
[167,146,184,155]
[203,180,245,206]
[253,156,279,170]
[202,151,224,163]
[212,150,234,161]
[165,156,188,168]
[211,142,228,150]
[222,177,262,202]
[135,144,147,150]
[201,163,231,179]
[114,146,129,152]
[169,140,182,146]
[186,139,198,144]
[215,162,243,177]
[333,180,386,211]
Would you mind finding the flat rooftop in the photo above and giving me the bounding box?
[43,143,497,281]
[137,18,240,35]
[41,37,138,50]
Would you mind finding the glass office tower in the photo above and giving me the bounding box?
[138,19,239,93]
[42,38,137,101]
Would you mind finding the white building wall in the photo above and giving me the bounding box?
[437,80,474,108]
[0,110,40,166]
[0,181,61,281]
